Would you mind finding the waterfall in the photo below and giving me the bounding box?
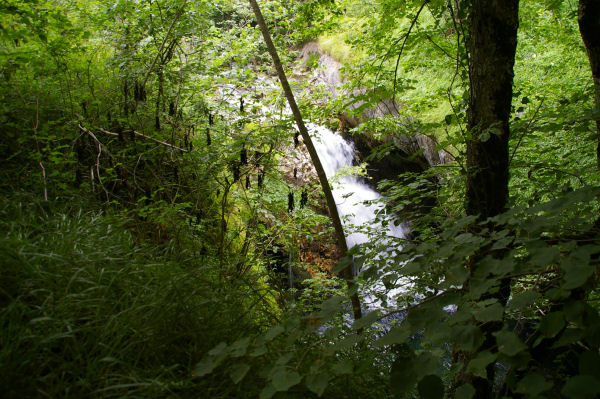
[308,124,406,249]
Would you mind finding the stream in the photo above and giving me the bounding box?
[216,68,409,310]
[308,123,407,249]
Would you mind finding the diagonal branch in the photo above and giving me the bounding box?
[141,0,188,89]
[248,0,362,320]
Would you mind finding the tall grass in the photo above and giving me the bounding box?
[0,193,271,398]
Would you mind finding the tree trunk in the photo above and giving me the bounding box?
[466,0,518,220]
[460,1,519,398]
[248,0,362,321]
[578,0,600,169]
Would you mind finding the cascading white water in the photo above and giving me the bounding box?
[310,123,409,311]
[308,123,407,248]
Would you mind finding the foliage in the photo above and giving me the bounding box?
[0,193,276,398]
[2,0,600,398]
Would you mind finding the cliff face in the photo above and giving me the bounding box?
[297,42,450,185]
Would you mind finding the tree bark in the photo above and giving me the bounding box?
[248,0,362,320]
[578,0,600,169]
[460,1,519,398]
[466,0,519,220]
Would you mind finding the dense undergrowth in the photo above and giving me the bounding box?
[2,0,600,398]
[0,192,279,397]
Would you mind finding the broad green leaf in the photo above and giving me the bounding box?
[352,310,380,330]
[250,344,267,357]
[452,325,485,352]
[491,236,513,250]
[508,290,540,310]
[466,351,497,379]
[561,375,600,399]
[473,302,504,322]
[332,333,361,350]
[229,363,250,384]
[264,325,285,341]
[555,328,585,348]
[579,351,600,378]
[270,369,301,392]
[414,352,440,378]
[455,384,475,399]
[561,248,595,289]
[260,384,276,399]
[562,263,594,290]
[390,344,418,395]
[447,265,469,284]
[208,342,228,357]
[408,304,445,329]
[230,337,251,357]
[538,311,565,338]
[333,255,353,274]
[468,276,501,300]
[529,246,559,267]
[515,373,553,395]
[319,296,345,319]
[417,375,444,399]
[374,325,411,347]
[331,359,353,375]
[305,372,330,397]
[563,300,585,324]
[494,330,527,357]
[479,130,490,142]
[276,353,294,366]
[193,357,215,377]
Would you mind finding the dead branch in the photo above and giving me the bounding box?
[99,127,189,153]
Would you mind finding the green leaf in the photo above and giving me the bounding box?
[515,373,553,395]
[208,342,228,357]
[352,310,380,330]
[417,375,444,399]
[529,246,559,267]
[333,255,353,274]
[452,325,485,352]
[494,330,527,357]
[473,302,504,322]
[578,351,600,379]
[260,384,276,399]
[250,344,267,357]
[447,264,469,284]
[538,311,565,338]
[331,359,353,375]
[264,325,285,341]
[508,290,540,310]
[374,325,411,347]
[491,236,513,250]
[332,333,361,350]
[563,300,585,324]
[390,344,418,395]
[305,372,330,397]
[455,384,475,399]
[193,357,215,377]
[271,369,301,392]
[319,296,345,320]
[230,337,251,357]
[466,351,497,378]
[561,247,595,289]
[229,363,250,384]
[414,352,440,378]
[455,233,475,244]
[561,375,600,399]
